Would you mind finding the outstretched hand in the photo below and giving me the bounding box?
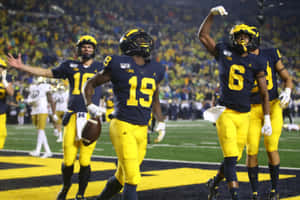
[6,53,24,69]
[210,6,228,16]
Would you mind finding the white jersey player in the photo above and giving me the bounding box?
[27,78,55,158]
[52,84,68,142]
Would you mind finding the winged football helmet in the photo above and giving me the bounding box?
[119,29,154,58]
[229,24,260,53]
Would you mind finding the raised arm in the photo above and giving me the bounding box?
[197,6,228,56]
[7,53,53,78]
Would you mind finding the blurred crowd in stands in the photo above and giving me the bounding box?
[1,0,300,123]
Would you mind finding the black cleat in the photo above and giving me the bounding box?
[206,178,219,200]
[57,186,70,200]
[268,190,279,200]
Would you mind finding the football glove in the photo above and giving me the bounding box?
[154,122,166,143]
[261,115,272,136]
[87,103,106,118]
[210,5,228,16]
[1,70,9,88]
[279,88,291,108]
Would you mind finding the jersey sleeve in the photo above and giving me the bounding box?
[157,63,166,83]
[214,42,226,60]
[272,48,282,64]
[102,55,114,72]
[51,61,69,79]
[252,56,267,75]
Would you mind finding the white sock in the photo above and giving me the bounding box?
[54,129,58,136]
[36,130,43,153]
[39,130,52,153]
[58,132,63,140]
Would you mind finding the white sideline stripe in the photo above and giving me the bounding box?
[200,142,218,145]
[6,138,300,153]
[9,132,37,136]
[9,138,36,141]
[148,143,300,153]
[1,149,300,171]
[167,124,206,127]
[94,148,104,151]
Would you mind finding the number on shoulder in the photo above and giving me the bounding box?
[103,56,112,67]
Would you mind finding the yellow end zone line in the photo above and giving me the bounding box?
[0,150,299,200]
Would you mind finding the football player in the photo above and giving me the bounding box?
[197,6,271,200]
[17,97,26,125]
[83,29,166,200]
[53,83,68,142]
[7,35,103,200]
[247,27,293,200]
[26,77,55,158]
[0,58,14,149]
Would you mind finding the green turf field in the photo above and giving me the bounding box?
[4,118,300,168]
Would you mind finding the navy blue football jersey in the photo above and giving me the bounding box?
[215,43,266,112]
[251,48,281,104]
[103,55,165,125]
[52,60,103,112]
[0,74,12,114]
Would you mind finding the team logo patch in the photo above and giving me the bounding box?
[70,63,78,68]
[223,50,232,57]
[120,63,131,69]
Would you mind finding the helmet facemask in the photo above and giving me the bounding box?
[120,29,154,59]
[232,32,250,54]
[230,24,260,54]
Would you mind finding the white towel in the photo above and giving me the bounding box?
[203,106,226,123]
[76,112,87,140]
